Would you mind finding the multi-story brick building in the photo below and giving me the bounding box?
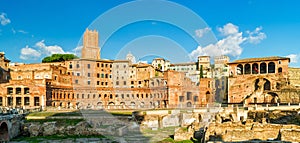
[213,55,230,102]
[169,62,200,84]
[227,56,292,104]
[165,70,205,107]
[0,62,71,109]
[0,52,10,84]
[0,29,212,110]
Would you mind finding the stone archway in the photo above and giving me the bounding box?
[97,102,103,109]
[140,102,145,108]
[186,102,192,107]
[130,102,135,109]
[0,122,9,141]
[108,102,115,109]
[120,102,125,109]
[254,78,271,91]
[268,92,279,103]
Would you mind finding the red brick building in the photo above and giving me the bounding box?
[228,57,291,104]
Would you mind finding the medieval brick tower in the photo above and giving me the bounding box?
[81,29,100,59]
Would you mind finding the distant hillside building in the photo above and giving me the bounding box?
[152,58,170,71]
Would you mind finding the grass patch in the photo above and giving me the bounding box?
[108,110,133,116]
[52,111,82,116]
[27,111,82,117]
[158,137,194,143]
[27,112,57,117]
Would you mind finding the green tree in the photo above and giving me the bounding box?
[200,65,204,78]
[42,54,78,63]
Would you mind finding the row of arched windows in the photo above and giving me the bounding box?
[236,62,282,75]
[52,91,166,100]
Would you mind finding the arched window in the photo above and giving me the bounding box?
[264,79,271,90]
[268,62,275,73]
[260,63,267,74]
[252,63,259,74]
[278,67,282,73]
[237,64,243,75]
[244,64,251,74]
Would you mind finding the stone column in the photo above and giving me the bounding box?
[13,95,16,108]
[41,95,45,110]
[21,96,24,107]
[3,96,6,106]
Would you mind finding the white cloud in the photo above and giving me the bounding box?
[0,13,11,26]
[18,30,28,34]
[20,46,41,60]
[286,54,300,63]
[35,40,65,55]
[19,40,81,61]
[190,24,245,61]
[189,23,266,61]
[246,26,266,44]
[195,27,211,38]
[12,28,28,34]
[218,23,239,36]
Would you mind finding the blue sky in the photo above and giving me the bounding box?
[0,0,300,67]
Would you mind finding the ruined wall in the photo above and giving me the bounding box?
[205,121,300,142]
[288,67,300,87]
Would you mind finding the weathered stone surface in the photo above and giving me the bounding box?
[174,127,194,141]
[28,123,41,137]
[281,129,300,142]
[162,114,180,127]
[205,120,300,142]
[41,122,57,136]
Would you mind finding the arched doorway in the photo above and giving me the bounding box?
[97,102,103,109]
[186,102,192,107]
[140,102,145,108]
[108,102,115,109]
[130,102,135,109]
[206,91,211,103]
[278,67,282,73]
[254,78,271,91]
[120,102,125,109]
[268,92,279,103]
[0,122,9,141]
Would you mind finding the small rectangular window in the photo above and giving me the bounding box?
[87,64,91,69]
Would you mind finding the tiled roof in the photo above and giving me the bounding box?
[229,56,290,64]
